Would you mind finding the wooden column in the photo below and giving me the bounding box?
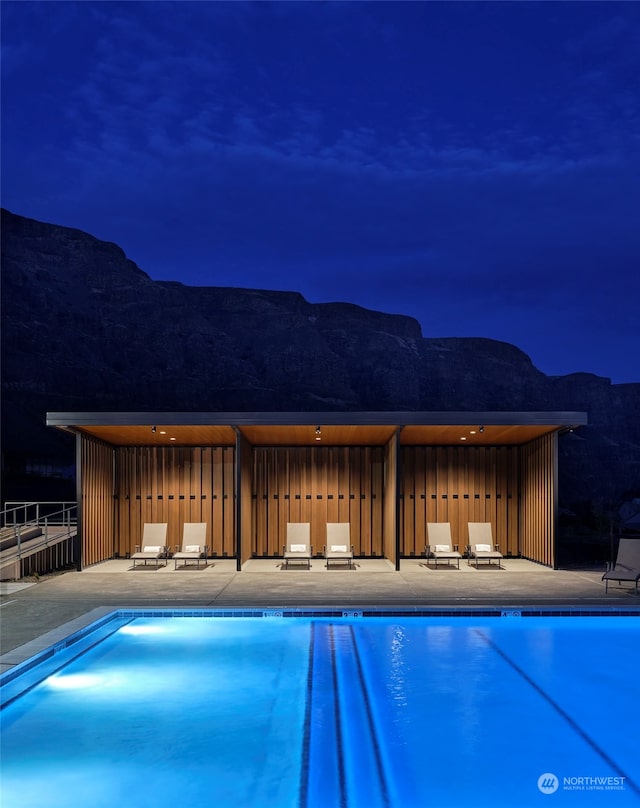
[383,429,400,568]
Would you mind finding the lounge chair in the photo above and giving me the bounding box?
[173,522,208,569]
[324,522,354,568]
[131,523,168,568]
[283,523,312,569]
[467,522,503,568]
[425,522,461,568]
[602,538,640,594]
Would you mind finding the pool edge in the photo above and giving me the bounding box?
[2,602,639,679]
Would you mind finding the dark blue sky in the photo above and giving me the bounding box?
[2,1,639,383]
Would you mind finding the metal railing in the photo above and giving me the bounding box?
[1,501,77,560]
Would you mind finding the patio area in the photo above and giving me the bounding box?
[2,557,637,675]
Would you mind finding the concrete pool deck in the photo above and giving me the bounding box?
[1,557,638,674]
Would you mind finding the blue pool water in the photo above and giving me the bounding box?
[1,612,638,807]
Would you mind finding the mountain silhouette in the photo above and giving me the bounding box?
[2,208,638,556]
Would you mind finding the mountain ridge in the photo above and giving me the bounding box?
[2,208,639,540]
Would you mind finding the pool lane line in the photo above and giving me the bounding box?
[329,623,349,808]
[298,620,315,808]
[300,622,350,808]
[347,625,392,808]
[474,628,640,797]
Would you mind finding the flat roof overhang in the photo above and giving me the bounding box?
[46,411,588,447]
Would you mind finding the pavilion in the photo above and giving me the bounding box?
[46,410,587,571]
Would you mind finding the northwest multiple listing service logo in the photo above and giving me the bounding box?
[538,774,559,794]
[538,772,626,795]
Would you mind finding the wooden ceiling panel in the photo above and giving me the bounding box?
[239,424,398,446]
[67,420,567,447]
[400,424,558,445]
[77,424,237,446]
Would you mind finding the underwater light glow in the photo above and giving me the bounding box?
[119,623,166,636]
[45,673,104,690]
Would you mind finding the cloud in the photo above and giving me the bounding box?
[565,12,638,57]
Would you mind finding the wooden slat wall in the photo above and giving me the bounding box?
[78,434,555,566]
[519,433,556,566]
[222,448,236,557]
[251,447,384,557]
[114,446,236,557]
[81,436,115,565]
[400,446,520,556]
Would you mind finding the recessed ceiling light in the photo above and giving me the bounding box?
[460,436,467,441]
[170,437,176,441]
[160,430,166,435]
[470,430,476,434]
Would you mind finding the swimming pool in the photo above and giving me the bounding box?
[1,610,638,807]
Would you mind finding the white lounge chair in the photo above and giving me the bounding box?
[131,523,168,568]
[602,538,640,594]
[173,522,208,569]
[467,522,503,568]
[283,523,312,569]
[425,522,461,568]
[324,523,354,568]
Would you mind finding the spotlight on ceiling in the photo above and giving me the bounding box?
[151,425,157,434]
[479,425,485,433]
[315,426,322,441]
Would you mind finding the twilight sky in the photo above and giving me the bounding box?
[2,1,639,383]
